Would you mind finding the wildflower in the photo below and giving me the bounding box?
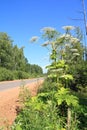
[42,41,50,46]
[62,26,75,30]
[60,34,71,40]
[41,27,55,33]
[70,48,78,52]
[30,36,39,43]
[65,44,70,47]
[70,37,79,43]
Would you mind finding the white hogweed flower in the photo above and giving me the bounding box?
[70,49,78,52]
[70,37,79,43]
[41,27,55,33]
[42,41,50,46]
[60,34,71,39]
[30,36,39,43]
[62,26,75,30]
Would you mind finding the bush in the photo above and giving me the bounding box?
[0,67,30,81]
[37,78,58,94]
[12,96,63,130]
[16,71,29,79]
[69,61,87,91]
[0,67,15,81]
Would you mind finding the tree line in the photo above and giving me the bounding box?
[0,32,43,81]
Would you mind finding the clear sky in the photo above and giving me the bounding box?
[0,0,87,72]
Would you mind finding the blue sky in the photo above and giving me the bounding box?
[0,0,87,72]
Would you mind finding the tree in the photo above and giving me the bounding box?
[0,32,13,69]
[0,32,43,81]
[29,64,43,76]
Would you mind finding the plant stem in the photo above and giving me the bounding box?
[67,107,71,130]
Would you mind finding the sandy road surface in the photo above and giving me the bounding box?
[0,78,44,128]
[0,78,43,91]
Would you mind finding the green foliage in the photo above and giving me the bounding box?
[40,26,86,129]
[0,67,15,81]
[60,74,73,80]
[37,78,59,93]
[29,64,43,76]
[12,95,65,130]
[12,26,87,130]
[0,67,30,81]
[55,87,79,107]
[75,61,87,87]
[15,71,30,79]
[19,85,31,104]
[0,32,13,69]
[68,60,87,91]
[0,32,43,81]
[15,125,22,130]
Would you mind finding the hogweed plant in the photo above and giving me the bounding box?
[30,26,81,130]
[47,26,82,129]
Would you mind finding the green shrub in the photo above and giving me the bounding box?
[0,67,15,81]
[12,96,64,130]
[37,78,58,94]
[0,67,30,81]
[14,71,30,79]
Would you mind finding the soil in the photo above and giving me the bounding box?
[0,79,43,128]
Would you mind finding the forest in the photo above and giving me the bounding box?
[10,26,87,130]
[0,32,43,81]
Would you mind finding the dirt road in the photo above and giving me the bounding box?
[0,78,44,128]
[0,78,43,91]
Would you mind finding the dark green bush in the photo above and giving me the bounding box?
[14,71,30,79]
[37,78,58,94]
[0,67,15,81]
[0,67,30,81]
